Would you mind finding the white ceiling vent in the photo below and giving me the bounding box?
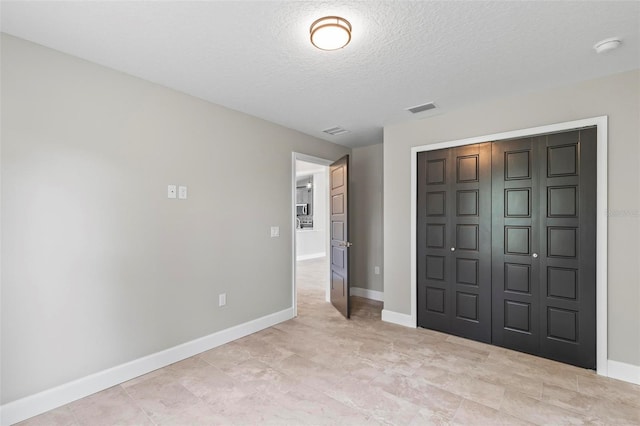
[406,102,436,114]
[322,126,350,136]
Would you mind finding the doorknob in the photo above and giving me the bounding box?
[450,247,456,252]
[339,241,353,247]
[532,253,538,258]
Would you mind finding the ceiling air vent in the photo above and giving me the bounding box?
[406,102,436,114]
[322,126,350,136]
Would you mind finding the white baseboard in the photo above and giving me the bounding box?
[0,307,294,426]
[381,309,415,328]
[296,252,325,261]
[350,287,384,302]
[349,287,384,302]
[607,359,640,385]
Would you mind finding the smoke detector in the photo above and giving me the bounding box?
[594,38,622,54]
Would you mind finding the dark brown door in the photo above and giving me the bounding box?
[491,137,542,354]
[417,143,492,342]
[417,128,597,369]
[492,128,597,368]
[330,155,350,318]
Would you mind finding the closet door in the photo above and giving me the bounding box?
[539,129,596,368]
[491,138,541,353]
[417,148,450,333]
[417,143,492,342]
[492,129,596,368]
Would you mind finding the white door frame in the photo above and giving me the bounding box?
[409,116,608,376]
[292,153,333,316]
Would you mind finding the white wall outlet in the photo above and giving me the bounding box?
[218,293,226,307]
[167,185,177,199]
[270,226,280,237]
[178,185,188,199]
[374,266,380,275]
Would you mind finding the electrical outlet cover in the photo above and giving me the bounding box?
[167,185,177,199]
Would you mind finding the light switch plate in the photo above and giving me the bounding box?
[218,293,226,307]
[374,266,380,275]
[167,185,177,199]
[270,226,280,237]
[178,185,188,199]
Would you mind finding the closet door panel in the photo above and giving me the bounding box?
[450,143,492,342]
[417,149,451,333]
[491,138,541,353]
[491,129,596,368]
[417,144,491,342]
[538,128,596,368]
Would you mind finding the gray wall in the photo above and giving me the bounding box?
[0,34,350,403]
[384,69,640,367]
[351,144,384,293]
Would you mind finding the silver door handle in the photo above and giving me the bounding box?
[450,247,456,252]
[532,253,538,258]
[339,241,353,247]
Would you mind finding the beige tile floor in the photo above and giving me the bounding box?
[18,257,640,425]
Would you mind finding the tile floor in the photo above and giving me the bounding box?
[18,257,640,425]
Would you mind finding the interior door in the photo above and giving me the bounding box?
[330,155,351,318]
[417,143,492,342]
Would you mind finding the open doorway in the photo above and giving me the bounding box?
[292,154,332,316]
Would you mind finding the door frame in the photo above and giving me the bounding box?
[410,116,608,376]
[291,153,333,316]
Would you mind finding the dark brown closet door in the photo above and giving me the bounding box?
[539,129,596,368]
[491,137,541,353]
[492,129,596,368]
[417,148,450,333]
[417,143,492,342]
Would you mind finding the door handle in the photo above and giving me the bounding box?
[339,241,353,247]
[450,247,456,252]
[532,253,539,258]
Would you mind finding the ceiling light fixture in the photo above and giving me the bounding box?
[310,16,352,51]
[593,37,622,54]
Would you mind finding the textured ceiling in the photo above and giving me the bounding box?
[2,1,639,147]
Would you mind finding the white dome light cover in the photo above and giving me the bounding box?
[310,16,352,51]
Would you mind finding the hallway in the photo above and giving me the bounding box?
[296,256,384,324]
